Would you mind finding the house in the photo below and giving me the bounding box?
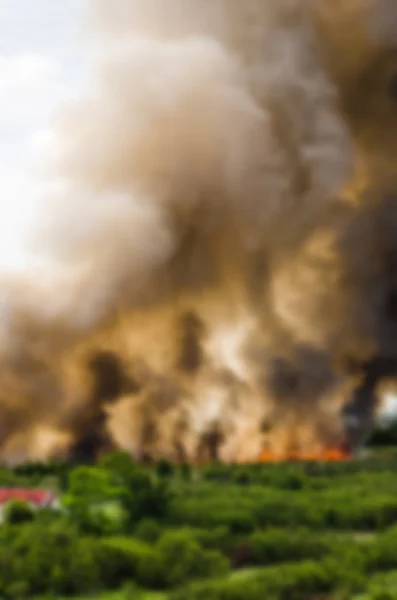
[0,489,59,522]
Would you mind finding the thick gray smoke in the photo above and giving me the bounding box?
[0,0,397,464]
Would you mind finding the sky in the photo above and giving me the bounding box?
[0,0,87,272]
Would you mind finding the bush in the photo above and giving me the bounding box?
[254,497,323,529]
[4,580,30,600]
[0,521,104,597]
[234,470,251,485]
[3,501,35,526]
[170,558,364,600]
[121,580,143,599]
[156,460,174,478]
[189,526,233,554]
[202,463,233,482]
[155,530,229,588]
[134,518,162,544]
[180,463,192,481]
[5,450,397,598]
[170,495,257,533]
[96,537,157,588]
[244,528,333,567]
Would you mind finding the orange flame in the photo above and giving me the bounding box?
[258,447,350,463]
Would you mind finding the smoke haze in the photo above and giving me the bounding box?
[0,0,397,463]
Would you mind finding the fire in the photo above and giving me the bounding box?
[258,447,350,463]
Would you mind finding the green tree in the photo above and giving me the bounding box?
[98,452,173,524]
[156,530,228,588]
[156,460,174,478]
[4,501,35,525]
[120,471,172,524]
[134,518,162,543]
[5,580,30,600]
[98,451,138,482]
[180,463,192,481]
[63,466,125,534]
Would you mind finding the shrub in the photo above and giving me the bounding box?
[0,521,103,597]
[180,463,192,481]
[170,558,364,600]
[156,460,174,478]
[134,518,162,543]
[156,530,229,588]
[234,471,251,485]
[4,580,30,600]
[245,528,333,566]
[3,501,35,526]
[122,580,143,600]
[202,463,232,482]
[96,537,156,588]
[190,526,233,554]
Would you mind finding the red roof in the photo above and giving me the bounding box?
[0,489,56,507]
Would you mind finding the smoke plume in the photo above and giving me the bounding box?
[1,0,397,463]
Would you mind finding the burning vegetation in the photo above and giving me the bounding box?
[258,448,350,463]
[0,0,397,464]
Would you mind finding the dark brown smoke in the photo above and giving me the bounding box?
[176,311,205,375]
[333,193,397,449]
[67,351,139,463]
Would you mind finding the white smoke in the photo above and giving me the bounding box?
[16,0,351,328]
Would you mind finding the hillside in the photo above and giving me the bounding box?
[0,450,395,599]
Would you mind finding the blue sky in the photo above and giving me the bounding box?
[0,0,87,270]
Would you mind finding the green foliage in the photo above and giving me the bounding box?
[234,470,251,486]
[63,466,126,534]
[155,530,229,587]
[181,526,233,554]
[98,451,140,480]
[179,463,192,481]
[3,501,35,525]
[170,557,366,600]
[230,528,334,568]
[121,473,171,525]
[98,451,173,525]
[0,521,103,597]
[156,460,174,479]
[63,456,173,533]
[134,518,162,544]
[5,450,397,599]
[66,465,122,502]
[97,536,160,588]
[369,421,397,447]
[4,580,30,600]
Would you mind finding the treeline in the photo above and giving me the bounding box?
[368,419,397,447]
[1,452,397,598]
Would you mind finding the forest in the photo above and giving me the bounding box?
[0,427,396,600]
